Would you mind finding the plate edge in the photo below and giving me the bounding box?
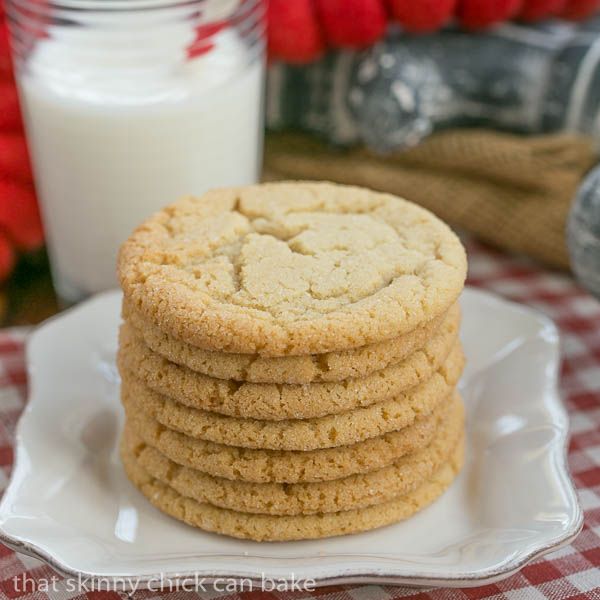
[0,287,585,589]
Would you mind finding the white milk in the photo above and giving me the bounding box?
[18,24,264,302]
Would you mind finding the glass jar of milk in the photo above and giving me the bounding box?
[6,0,265,304]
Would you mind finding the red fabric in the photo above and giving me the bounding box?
[518,0,567,20]
[267,0,600,62]
[314,0,388,49]
[0,228,14,277]
[0,179,43,252]
[0,134,33,183]
[388,0,458,33]
[457,0,524,28]
[268,0,325,63]
[560,0,600,18]
[0,6,44,279]
[0,236,599,599]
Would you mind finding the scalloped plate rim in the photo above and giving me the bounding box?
[0,287,583,589]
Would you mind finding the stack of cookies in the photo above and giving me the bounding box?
[117,181,468,542]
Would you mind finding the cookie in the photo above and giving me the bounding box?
[124,393,458,483]
[118,182,467,356]
[121,433,465,541]
[118,308,459,420]
[120,343,464,451]
[122,301,459,384]
[123,396,463,516]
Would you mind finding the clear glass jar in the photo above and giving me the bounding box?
[6,0,266,304]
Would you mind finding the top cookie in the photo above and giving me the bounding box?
[118,182,467,356]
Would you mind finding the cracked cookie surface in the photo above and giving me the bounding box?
[118,306,459,420]
[123,394,463,516]
[121,432,465,541]
[120,343,464,451]
[118,182,467,356]
[123,393,457,483]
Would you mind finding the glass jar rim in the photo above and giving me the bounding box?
[8,0,236,12]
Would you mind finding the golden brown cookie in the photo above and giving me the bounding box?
[118,182,467,356]
[122,301,459,384]
[117,308,459,420]
[123,395,463,516]
[121,434,465,541]
[120,343,464,451]
[124,393,459,484]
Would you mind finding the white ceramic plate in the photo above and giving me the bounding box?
[0,288,582,589]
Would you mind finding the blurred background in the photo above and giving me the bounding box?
[2,0,600,325]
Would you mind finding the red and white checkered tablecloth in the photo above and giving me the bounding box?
[0,237,599,600]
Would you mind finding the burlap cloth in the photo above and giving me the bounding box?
[264,130,598,270]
